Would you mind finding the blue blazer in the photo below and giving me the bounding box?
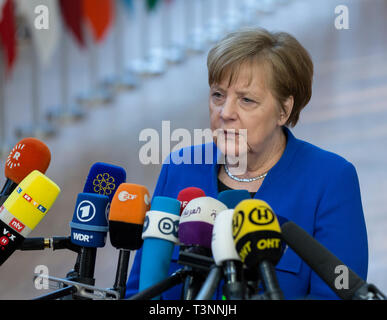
[126,127,368,300]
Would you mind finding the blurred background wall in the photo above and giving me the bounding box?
[0,0,386,299]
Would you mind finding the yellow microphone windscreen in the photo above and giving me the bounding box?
[2,170,60,232]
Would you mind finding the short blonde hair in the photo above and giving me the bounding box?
[207,28,314,127]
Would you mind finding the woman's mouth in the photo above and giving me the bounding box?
[223,129,240,138]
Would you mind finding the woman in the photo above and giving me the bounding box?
[126,28,368,300]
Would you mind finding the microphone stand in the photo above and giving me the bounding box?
[32,285,77,301]
[32,274,119,300]
[77,247,97,286]
[259,261,284,300]
[113,249,131,299]
[195,265,222,300]
[222,261,245,300]
[128,269,190,300]
[69,246,97,300]
[249,261,284,300]
[353,283,387,300]
[129,250,215,300]
[19,236,80,300]
[21,237,120,300]
[179,247,214,300]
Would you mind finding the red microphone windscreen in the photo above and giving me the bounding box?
[177,187,206,215]
[5,138,51,184]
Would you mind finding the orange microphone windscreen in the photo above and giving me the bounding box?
[109,183,150,225]
[109,183,150,250]
[5,138,51,184]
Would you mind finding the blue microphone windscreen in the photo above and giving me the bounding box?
[217,189,252,208]
[70,193,110,248]
[150,196,180,216]
[83,162,126,202]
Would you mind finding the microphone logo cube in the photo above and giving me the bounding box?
[76,200,96,222]
[248,206,275,226]
[0,228,17,250]
[142,215,150,233]
[93,173,116,196]
[37,205,47,213]
[118,191,137,202]
[19,191,47,214]
[9,218,25,233]
[73,232,91,243]
[0,236,9,246]
[70,193,109,248]
[6,144,24,169]
[23,193,32,202]
[232,210,244,239]
[158,217,179,237]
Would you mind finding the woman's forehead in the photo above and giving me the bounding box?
[215,61,268,92]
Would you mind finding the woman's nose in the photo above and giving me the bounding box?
[220,97,237,121]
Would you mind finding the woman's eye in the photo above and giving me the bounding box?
[211,92,225,103]
[241,97,255,104]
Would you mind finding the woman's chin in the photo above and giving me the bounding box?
[216,141,247,160]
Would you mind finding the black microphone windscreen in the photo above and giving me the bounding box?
[281,221,365,300]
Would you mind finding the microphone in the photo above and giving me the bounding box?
[212,209,244,300]
[139,196,181,299]
[177,187,206,214]
[0,138,51,206]
[70,193,110,286]
[179,196,227,300]
[179,196,227,250]
[0,170,60,266]
[215,190,251,300]
[19,236,79,252]
[68,162,126,293]
[109,183,150,298]
[217,189,251,209]
[232,199,285,300]
[281,221,386,300]
[83,162,127,203]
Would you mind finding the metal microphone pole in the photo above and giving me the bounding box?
[195,265,222,300]
[112,249,131,299]
[258,260,284,300]
[128,269,190,300]
[178,247,215,300]
[22,237,119,300]
[32,286,77,300]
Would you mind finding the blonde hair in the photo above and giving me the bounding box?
[207,27,314,127]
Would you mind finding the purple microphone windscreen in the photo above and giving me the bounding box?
[178,197,227,249]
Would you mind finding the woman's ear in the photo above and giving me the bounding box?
[278,96,294,126]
